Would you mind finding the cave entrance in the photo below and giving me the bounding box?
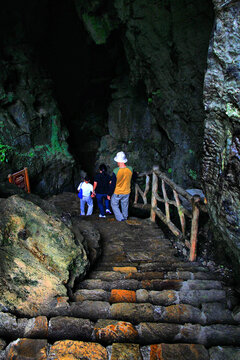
[38,0,128,179]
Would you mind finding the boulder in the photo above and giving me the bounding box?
[0,195,89,316]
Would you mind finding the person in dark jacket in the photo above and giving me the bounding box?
[92,164,112,218]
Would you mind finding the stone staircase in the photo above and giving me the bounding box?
[1,215,240,359]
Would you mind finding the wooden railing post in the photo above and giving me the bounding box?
[162,180,170,222]
[134,183,138,204]
[173,190,186,236]
[189,195,201,261]
[150,166,159,222]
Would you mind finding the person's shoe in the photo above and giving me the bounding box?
[99,214,106,218]
[106,209,112,214]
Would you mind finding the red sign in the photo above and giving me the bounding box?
[8,168,30,193]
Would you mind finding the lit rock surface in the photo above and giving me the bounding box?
[0,195,88,316]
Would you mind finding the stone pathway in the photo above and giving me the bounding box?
[1,196,240,359]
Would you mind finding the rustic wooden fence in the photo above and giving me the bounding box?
[133,166,207,261]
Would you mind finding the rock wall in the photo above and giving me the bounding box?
[75,0,214,186]
[0,0,78,196]
[203,0,240,277]
[0,43,77,196]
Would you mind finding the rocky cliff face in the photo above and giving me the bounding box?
[203,0,240,277]
[75,0,214,185]
[0,43,76,196]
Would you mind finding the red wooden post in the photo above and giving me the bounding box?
[24,168,31,193]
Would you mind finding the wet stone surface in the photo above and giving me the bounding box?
[1,207,240,358]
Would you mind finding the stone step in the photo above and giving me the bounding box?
[1,309,239,346]
[88,269,222,282]
[139,289,227,307]
[2,339,240,360]
[44,300,238,326]
[76,278,223,292]
[94,261,212,273]
[167,270,223,281]
[73,288,227,308]
[137,322,240,347]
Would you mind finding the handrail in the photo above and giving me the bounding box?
[133,165,207,261]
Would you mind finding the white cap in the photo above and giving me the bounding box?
[114,151,128,163]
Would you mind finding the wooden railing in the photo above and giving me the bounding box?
[133,166,207,261]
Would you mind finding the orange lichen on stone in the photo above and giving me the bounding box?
[111,343,142,360]
[95,321,138,343]
[167,291,176,301]
[141,280,152,289]
[5,338,48,360]
[57,297,66,303]
[113,266,138,273]
[150,344,163,360]
[110,289,136,303]
[30,316,48,338]
[164,304,189,322]
[48,340,108,360]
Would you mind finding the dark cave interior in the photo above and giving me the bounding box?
[0,0,129,177]
[0,0,213,186]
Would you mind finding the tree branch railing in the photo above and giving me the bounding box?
[133,166,207,261]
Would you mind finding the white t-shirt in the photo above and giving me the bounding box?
[77,182,93,197]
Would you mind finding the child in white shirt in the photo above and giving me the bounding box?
[77,176,94,216]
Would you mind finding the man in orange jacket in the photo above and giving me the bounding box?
[107,151,133,221]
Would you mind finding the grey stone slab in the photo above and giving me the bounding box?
[203,324,240,347]
[154,304,204,324]
[0,312,19,337]
[69,301,111,320]
[141,343,210,360]
[179,290,226,306]
[88,271,126,281]
[181,280,223,291]
[179,323,240,347]
[111,303,155,323]
[77,279,139,291]
[202,303,237,324]
[137,322,181,344]
[149,290,178,306]
[136,289,149,303]
[209,346,240,360]
[49,316,93,340]
[73,289,110,302]
[168,271,220,281]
